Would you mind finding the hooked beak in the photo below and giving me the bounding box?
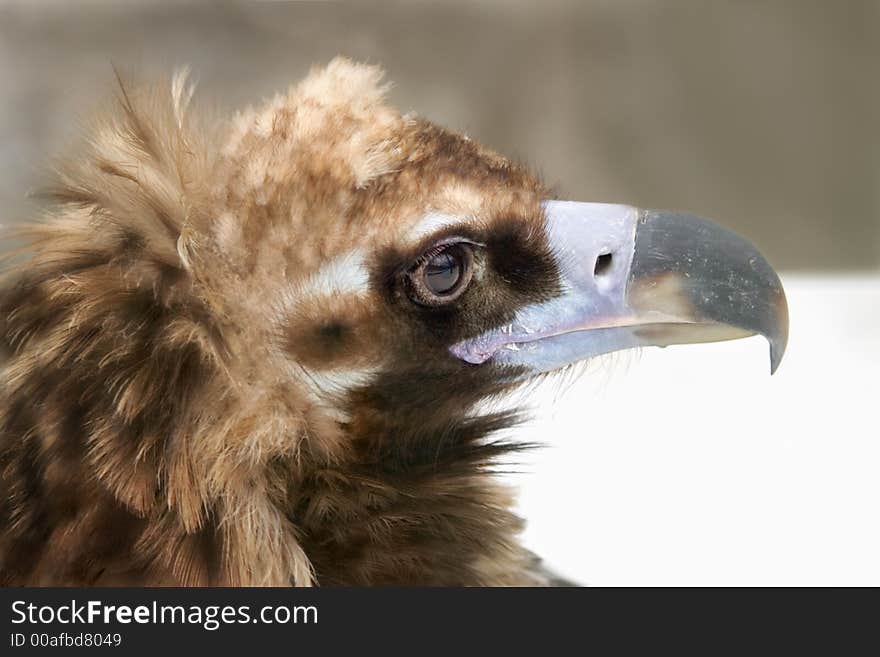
[451,201,789,375]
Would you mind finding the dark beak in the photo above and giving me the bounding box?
[451,201,789,375]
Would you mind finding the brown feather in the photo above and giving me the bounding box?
[0,58,560,586]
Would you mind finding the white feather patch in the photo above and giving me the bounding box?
[301,366,378,395]
[297,251,370,298]
[409,212,466,242]
[296,364,380,423]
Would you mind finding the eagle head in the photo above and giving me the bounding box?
[0,58,787,586]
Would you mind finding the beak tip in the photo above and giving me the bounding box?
[769,287,790,375]
[770,347,783,375]
[769,331,788,375]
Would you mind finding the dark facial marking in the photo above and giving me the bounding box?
[485,216,560,299]
[318,320,347,344]
[374,212,559,346]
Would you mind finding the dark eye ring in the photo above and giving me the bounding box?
[407,242,474,306]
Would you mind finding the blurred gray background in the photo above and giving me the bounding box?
[1,0,877,270]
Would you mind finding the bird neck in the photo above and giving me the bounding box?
[285,407,536,585]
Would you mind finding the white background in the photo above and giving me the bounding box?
[501,273,879,586]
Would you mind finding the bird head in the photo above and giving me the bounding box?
[0,58,788,586]
[204,59,787,432]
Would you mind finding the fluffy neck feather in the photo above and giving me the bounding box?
[0,64,540,586]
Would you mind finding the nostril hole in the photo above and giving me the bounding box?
[594,252,613,277]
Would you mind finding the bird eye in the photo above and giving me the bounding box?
[408,242,474,306]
